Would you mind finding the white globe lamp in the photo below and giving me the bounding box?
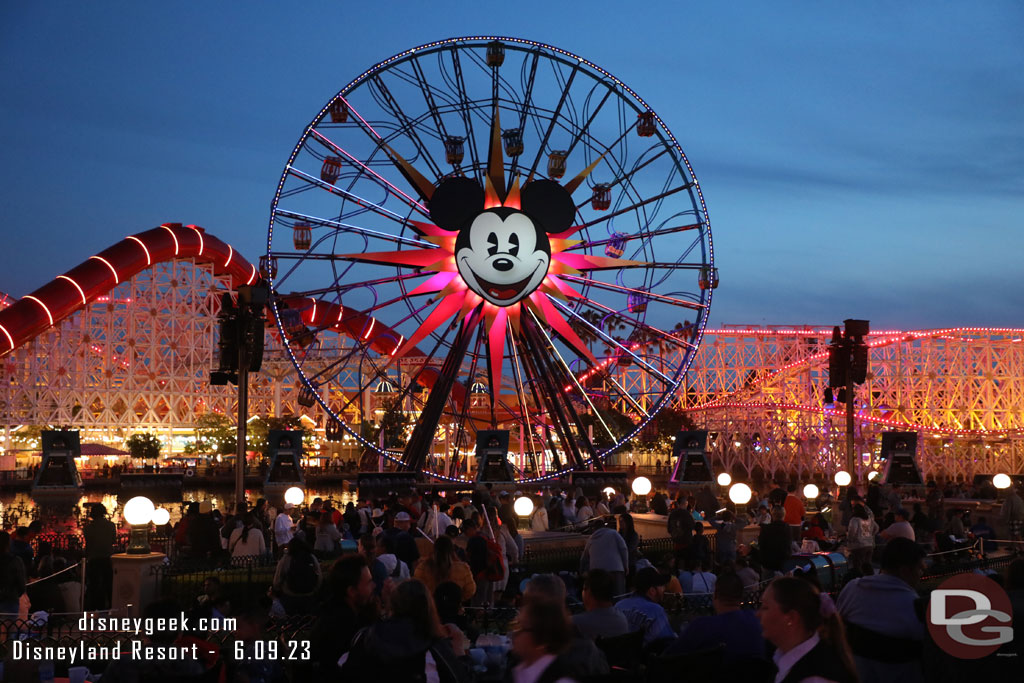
[834,471,852,487]
[513,496,534,517]
[803,484,819,500]
[151,507,170,526]
[867,471,880,482]
[631,476,652,496]
[284,486,305,506]
[602,486,617,498]
[728,483,752,505]
[993,473,1012,490]
[717,472,732,487]
[123,496,155,554]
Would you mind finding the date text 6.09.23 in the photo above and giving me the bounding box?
[234,640,311,661]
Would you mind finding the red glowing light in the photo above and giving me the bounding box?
[0,323,14,349]
[225,245,234,268]
[90,256,120,284]
[189,226,204,255]
[57,275,87,305]
[161,225,180,255]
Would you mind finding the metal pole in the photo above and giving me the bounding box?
[845,345,856,478]
[235,318,249,508]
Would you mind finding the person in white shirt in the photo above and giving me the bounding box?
[529,497,549,531]
[879,509,915,542]
[229,513,268,559]
[274,504,296,548]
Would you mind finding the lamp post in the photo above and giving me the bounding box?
[513,495,534,530]
[123,496,155,554]
[631,476,651,513]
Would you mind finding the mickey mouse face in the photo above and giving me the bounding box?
[429,177,576,309]
[456,209,550,306]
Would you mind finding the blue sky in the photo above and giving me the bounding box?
[1,1,1021,330]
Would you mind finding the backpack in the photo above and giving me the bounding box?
[286,553,318,595]
[480,538,505,581]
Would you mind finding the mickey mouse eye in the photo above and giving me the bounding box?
[487,232,499,256]
[509,233,520,256]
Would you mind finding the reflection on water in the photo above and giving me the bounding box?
[0,485,357,530]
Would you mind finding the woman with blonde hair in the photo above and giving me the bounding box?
[414,534,476,602]
[758,576,857,683]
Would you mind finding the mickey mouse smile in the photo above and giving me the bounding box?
[458,258,545,303]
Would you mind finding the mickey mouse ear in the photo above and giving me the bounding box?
[521,179,576,233]
[429,177,484,230]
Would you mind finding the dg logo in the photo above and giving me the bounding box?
[927,573,1014,659]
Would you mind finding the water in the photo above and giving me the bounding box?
[0,485,358,530]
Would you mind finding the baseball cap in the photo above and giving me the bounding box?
[372,508,384,519]
[395,511,411,522]
[634,567,671,592]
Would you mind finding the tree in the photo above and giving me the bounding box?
[378,398,411,450]
[125,432,162,460]
[186,412,236,455]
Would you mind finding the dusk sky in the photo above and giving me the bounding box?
[2,2,1021,331]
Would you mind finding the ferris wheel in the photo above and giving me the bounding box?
[265,36,715,482]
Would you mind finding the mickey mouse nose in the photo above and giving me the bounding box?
[493,258,513,272]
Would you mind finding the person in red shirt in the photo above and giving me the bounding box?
[783,484,806,542]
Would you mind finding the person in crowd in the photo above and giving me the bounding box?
[845,504,878,569]
[312,554,378,673]
[618,513,640,575]
[572,569,629,640]
[53,557,82,612]
[758,576,857,683]
[665,571,765,659]
[83,502,116,610]
[315,508,344,555]
[580,517,629,597]
[690,558,717,595]
[614,567,676,648]
[529,495,549,531]
[783,484,805,540]
[338,578,468,683]
[520,573,608,681]
[0,531,26,616]
[387,511,421,568]
[433,582,471,656]
[103,598,206,681]
[909,502,931,544]
[511,597,579,683]
[375,532,410,581]
[414,535,476,602]
[576,496,594,524]
[274,502,297,552]
[650,491,669,516]
[226,604,286,683]
[758,506,793,575]
[969,515,998,553]
[695,486,719,518]
[880,508,915,543]
[547,495,565,529]
[189,500,222,558]
[836,537,927,683]
[944,507,966,539]
[735,556,761,588]
[357,533,388,596]
[229,512,268,559]
[272,537,322,614]
[11,523,39,576]
[1001,485,1024,541]
[712,509,738,566]
[420,501,455,539]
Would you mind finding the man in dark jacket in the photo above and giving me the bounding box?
[312,554,378,676]
[0,531,27,615]
[758,506,792,573]
[84,504,116,610]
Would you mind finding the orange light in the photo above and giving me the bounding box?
[189,226,204,255]
[161,225,180,255]
[89,255,119,284]
[225,244,234,268]
[0,323,14,349]
[24,295,53,326]
[57,275,87,305]
[126,236,151,266]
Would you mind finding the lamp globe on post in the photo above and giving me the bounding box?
[513,495,534,531]
[717,472,732,487]
[123,496,155,554]
[151,507,170,527]
[803,484,819,500]
[834,471,852,488]
[284,486,305,507]
[631,476,652,513]
[728,483,752,505]
[867,471,880,482]
[993,473,1012,490]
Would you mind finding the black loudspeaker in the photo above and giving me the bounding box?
[357,471,422,498]
[474,430,516,484]
[34,430,83,489]
[265,430,305,485]
[880,432,923,486]
[668,430,713,486]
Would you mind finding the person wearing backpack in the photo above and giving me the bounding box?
[462,519,501,606]
[273,537,322,615]
[0,531,27,616]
